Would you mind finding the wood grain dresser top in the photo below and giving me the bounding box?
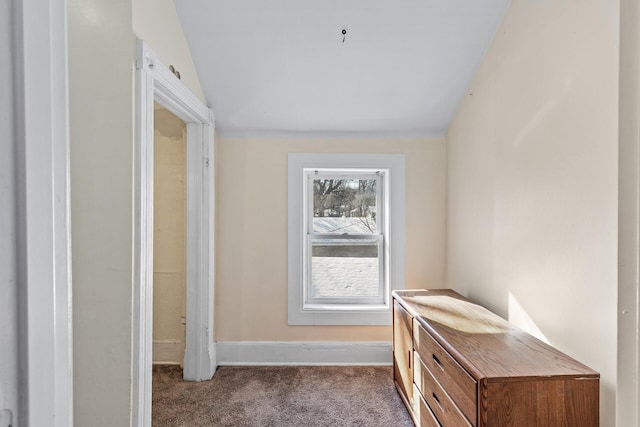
[392,289,599,382]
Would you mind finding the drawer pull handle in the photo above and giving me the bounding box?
[408,350,411,369]
[432,354,443,369]
[432,392,444,411]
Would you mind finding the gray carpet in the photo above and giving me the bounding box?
[152,365,414,427]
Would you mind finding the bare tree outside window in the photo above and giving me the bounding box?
[312,178,377,233]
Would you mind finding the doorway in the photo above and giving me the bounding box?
[134,40,216,427]
[152,103,187,367]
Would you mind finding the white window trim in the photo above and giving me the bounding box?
[303,169,386,307]
[288,153,405,325]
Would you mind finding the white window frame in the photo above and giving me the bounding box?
[304,169,386,308]
[288,153,405,325]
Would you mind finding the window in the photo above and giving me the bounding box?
[288,153,405,325]
[306,171,384,306]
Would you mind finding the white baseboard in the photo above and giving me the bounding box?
[153,340,184,365]
[209,342,217,374]
[216,341,392,366]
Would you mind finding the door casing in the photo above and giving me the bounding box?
[133,40,216,427]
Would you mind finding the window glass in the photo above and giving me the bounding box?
[305,172,383,306]
[310,240,380,298]
[312,178,377,234]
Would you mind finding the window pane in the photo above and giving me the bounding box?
[310,240,380,298]
[312,178,377,234]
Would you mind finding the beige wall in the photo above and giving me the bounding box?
[618,0,640,423]
[446,0,619,425]
[153,104,187,364]
[69,0,204,423]
[133,0,205,102]
[216,137,446,341]
[68,0,134,425]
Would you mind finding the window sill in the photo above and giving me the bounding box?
[289,306,393,326]
[303,303,390,311]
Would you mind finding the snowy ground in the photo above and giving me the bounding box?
[310,217,380,298]
[311,256,379,298]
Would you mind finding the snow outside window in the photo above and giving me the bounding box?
[288,154,406,326]
[306,171,384,307]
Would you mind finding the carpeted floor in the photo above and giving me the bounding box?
[152,365,414,427]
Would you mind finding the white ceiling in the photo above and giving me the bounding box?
[175,0,510,137]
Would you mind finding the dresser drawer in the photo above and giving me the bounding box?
[414,321,477,425]
[394,291,599,427]
[412,384,441,427]
[415,353,472,427]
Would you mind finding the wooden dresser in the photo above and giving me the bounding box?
[392,289,599,427]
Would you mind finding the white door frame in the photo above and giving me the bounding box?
[133,40,216,427]
[619,0,640,424]
[10,0,73,426]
